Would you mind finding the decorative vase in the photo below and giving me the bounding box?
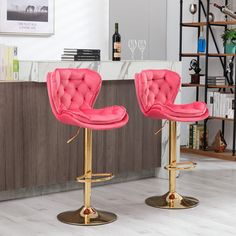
[225,43,236,54]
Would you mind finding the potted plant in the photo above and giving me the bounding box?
[221,28,236,54]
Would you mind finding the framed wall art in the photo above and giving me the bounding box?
[0,0,54,35]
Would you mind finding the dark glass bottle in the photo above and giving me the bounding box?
[112,23,121,61]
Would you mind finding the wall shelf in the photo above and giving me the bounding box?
[182,20,236,27]
[182,83,205,87]
[208,116,234,121]
[207,85,235,89]
[181,53,236,57]
[181,147,236,161]
[182,83,235,89]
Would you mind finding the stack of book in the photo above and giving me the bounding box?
[61,48,100,61]
[188,124,208,150]
[207,76,226,86]
[0,44,19,81]
[207,92,234,118]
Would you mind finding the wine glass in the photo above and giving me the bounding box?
[189,4,197,22]
[138,40,146,60]
[128,40,137,60]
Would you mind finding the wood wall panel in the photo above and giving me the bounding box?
[0,81,161,192]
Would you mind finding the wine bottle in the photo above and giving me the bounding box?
[214,3,236,20]
[112,23,121,61]
[198,26,206,53]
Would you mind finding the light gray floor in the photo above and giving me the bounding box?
[0,154,236,236]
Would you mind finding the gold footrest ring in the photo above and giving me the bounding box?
[57,206,117,226]
[76,173,114,183]
[165,161,197,171]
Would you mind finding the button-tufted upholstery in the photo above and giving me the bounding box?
[47,68,129,130]
[135,70,209,122]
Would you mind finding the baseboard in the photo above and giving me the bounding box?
[0,169,156,201]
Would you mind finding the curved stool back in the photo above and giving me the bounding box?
[47,68,101,124]
[135,69,180,114]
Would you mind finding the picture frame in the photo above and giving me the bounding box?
[0,0,54,36]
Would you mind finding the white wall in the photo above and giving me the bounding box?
[0,0,109,61]
[109,0,167,60]
[167,0,236,148]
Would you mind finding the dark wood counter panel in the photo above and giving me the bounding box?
[0,80,161,198]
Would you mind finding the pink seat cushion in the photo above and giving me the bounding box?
[148,101,209,122]
[135,70,209,122]
[47,68,129,130]
[63,106,127,124]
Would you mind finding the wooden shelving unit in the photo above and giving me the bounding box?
[182,20,236,27]
[208,116,234,121]
[181,147,236,161]
[182,83,235,89]
[181,53,236,57]
[207,84,235,89]
[182,83,205,87]
[179,0,236,159]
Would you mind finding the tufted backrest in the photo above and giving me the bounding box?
[135,70,181,113]
[47,68,102,116]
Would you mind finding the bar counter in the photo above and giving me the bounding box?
[0,60,181,200]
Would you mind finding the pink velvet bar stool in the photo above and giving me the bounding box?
[135,69,209,209]
[47,68,129,226]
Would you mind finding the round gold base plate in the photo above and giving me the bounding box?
[145,192,199,209]
[57,208,117,226]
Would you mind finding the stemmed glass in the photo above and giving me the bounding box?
[189,4,197,22]
[138,40,146,60]
[128,40,137,60]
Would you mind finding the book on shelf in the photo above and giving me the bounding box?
[13,47,19,81]
[207,76,226,85]
[207,91,214,116]
[226,93,234,119]
[207,92,234,118]
[0,44,19,81]
[188,124,208,150]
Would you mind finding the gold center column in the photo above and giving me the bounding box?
[169,121,177,194]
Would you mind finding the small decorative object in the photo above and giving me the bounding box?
[189,3,197,22]
[221,28,236,54]
[208,12,215,22]
[0,0,54,35]
[212,130,227,153]
[189,59,202,84]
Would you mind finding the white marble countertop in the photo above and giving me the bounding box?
[14,60,182,82]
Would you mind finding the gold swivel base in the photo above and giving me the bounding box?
[57,206,117,226]
[145,192,199,209]
[147,121,199,210]
[60,128,117,226]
